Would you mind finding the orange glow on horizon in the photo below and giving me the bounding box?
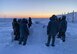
[0,15,50,18]
[0,11,64,18]
[0,13,53,18]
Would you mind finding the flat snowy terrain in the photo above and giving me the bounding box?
[0,18,77,54]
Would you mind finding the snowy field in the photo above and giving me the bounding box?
[0,18,77,54]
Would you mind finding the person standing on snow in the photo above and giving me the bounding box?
[59,15,67,42]
[12,18,19,41]
[19,18,29,45]
[57,17,62,38]
[46,15,58,47]
[17,19,22,41]
[28,17,32,28]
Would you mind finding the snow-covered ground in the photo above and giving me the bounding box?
[0,18,77,54]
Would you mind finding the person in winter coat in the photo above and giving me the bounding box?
[28,17,32,28]
[17,19,22,40]
[19,18,29,45]
[57,17,62,38]
[59,15,67,42]
[12,18,19,40]
[46,15,58,47]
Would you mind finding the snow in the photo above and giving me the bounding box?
[57,12,77,23]
[0,18,77,54]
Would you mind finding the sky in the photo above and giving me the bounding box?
[0,0,77,18]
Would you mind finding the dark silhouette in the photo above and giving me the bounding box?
[28,17,32,28]
[59,15,67,42]
[46,15,58,47]
[19,18,29,45]
[18,19,22,23]
[17,19,22,40]
[57,17,62,38]
[12,18,19,40]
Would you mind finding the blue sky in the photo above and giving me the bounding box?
[0,0,77,18]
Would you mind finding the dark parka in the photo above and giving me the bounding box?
[19,19,29,45]
[46,15,58,46]
[47,16,58,36]
[28,17,32,28]
[59,16,67,33]
[12,18,19,40]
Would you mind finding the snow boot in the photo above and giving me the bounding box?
[45,43,49,47]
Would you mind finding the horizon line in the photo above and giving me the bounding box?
[0,11,76,18]
[0,17,50,18]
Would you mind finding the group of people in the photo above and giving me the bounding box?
[12,17,32,45]
[12,15,67,47]
[46,15,67,47]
